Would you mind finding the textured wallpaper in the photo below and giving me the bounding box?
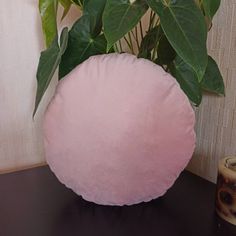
[187,0,236,182]
[0,1,79,173]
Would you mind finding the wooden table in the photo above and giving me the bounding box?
[0,166,236,236]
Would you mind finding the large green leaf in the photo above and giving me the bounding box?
[39,0,58,47]
[59,0,72,20]
[202,0,221,19]
[201,56,225,95]
[103,0,148,50]
[138,26,161,59]
[33,28,68,117]
[156,34,176,65]
[59,15,107,79]
[170,56,202,106]
[83,0,107,36]
[147,0,208,81]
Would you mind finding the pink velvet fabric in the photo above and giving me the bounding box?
[44,53,196,206]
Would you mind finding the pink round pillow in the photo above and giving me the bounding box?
[44,53,195,206]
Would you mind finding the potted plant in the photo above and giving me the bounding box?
[34,0,225,116]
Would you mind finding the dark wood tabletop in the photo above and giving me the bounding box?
[0,166,236,236]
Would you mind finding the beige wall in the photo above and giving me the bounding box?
[0,0,79,172]
[1,0,235,182]
[187,0,236,182]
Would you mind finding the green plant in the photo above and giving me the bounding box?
[34,0,224,116]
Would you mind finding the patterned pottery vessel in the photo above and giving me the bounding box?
[216,156,236,225]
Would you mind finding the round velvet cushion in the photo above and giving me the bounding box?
[44,53,195,206]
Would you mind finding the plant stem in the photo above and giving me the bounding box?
[153,15,160,27]
[123,36,132,52]
[148,10,156,31]
[118,40,123,52]
[151,14,156,29]
[148,10,153,31]
[128,32,135,54]
[151,42,159,61]
[130,30,140,51]
[114,43,119,53]
[135,26,139,49]
[78,0,83,9]
[151,26,161,61]
[148,11,152,31]
[130,30,136,40]
[139,21,144,40]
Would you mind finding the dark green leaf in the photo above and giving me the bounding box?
[83,0,107,36]
[201,56,225,95]
[59,0,72,20]
[103,0,148,50]
[156,34,176,65]
[33,28,68,117]
[59,15,107,79]
[39,0,58,47]
[170,56,202,106]
[147,0,208,81]
[138,26,161,59]
[202,0,221,18]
